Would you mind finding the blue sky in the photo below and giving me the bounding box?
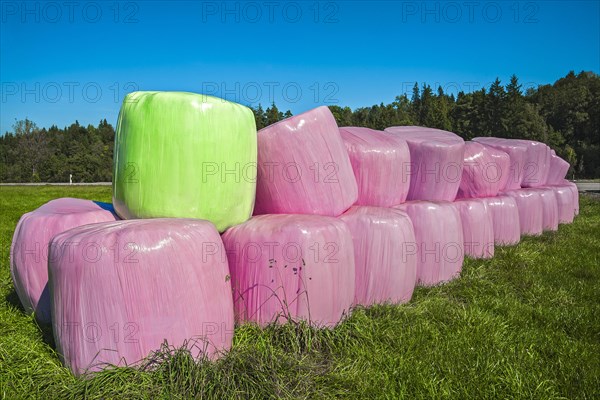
[1,0,599,133]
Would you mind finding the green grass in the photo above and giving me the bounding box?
[1,186,599,399]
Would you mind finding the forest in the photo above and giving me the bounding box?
[0,71,598,182]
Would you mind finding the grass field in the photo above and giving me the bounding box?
[1,186,599,399]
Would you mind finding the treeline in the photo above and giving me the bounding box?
[328,71,599,177]
[0,71,598,182]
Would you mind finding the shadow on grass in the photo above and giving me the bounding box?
[5,288,56,348]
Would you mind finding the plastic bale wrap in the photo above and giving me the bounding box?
[453,199,494,259]
[515,139,552,187]
[393,201,464,286]
[384,126,464,202]
[48,219,234,376]
[503,189,544,236]
[551,186,575,224]
[533,188,559,231]
[339,206,417,306]
[546,150,570,185]
[482,196,521,246]
[254,107,358,216]
[113,91,257,232]
[457,142,510,199]
[472,137,528,190]
[222,214,355,327]
[564,181,580,215]
[10,198,118,323]
[339,127,411,207]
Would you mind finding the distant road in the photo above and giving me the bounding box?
[574,182,600,192]
[1,181,598,191]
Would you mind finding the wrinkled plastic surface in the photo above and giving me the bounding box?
[551,185,575,224]
[254,107,358,216]
[113,91,257,232]
[482,196,521,246]
[457,142,510,199]
[339,127,411,207]
[339,206,417,306]
[385,126,465,201]
[503,189,544,236]
[222,214,355,327]
[10,198,118,323]
[546,150,570,185]
[564,181,580,215]
[393,201,464,286]
[472,137,528,190]
[49,218,234,376]
[514,140,552,187]
[453,199,494,258]
[533,188,559,231]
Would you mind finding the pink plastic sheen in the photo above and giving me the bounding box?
[546,150,570,185]
[254,106,358,216]
[514,139,552,187]
[482,196,521,246]
[10,198,118,323]
[551,186,575,224]
[222,214,355,327]
[384,126,465,202]
[339,127,411,207]
[532,188,559,231]
[393,201,464,286]
[472,137,528,190]
[339,206,417,306]
[453,199,494,259]
[457,142,510,199]
[48,219,234,376]
[503,189,544,236]
[564,181,580,215]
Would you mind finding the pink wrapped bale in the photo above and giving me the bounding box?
[339,206,417,306]
[393,201,464,286]
[48,219,234,376]
[564,181,580,215]
[457,142,510,199]
[546,150,570,185]
[503,189,544,236]
[222,214,355,327]
[384,126,465,202]
[254,106,358,216]
[339,127,411,207]
[551,186,575,224]
[533,188,559,231]
[10,198,118,323]
[472,137,528,190]
[482,196,521,246]
[515,140,552,187]
[453,199,494,259]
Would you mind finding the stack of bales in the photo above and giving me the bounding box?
[9,91,579,377]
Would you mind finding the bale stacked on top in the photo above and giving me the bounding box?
[254,106,358,216]
[113,91,257,232]
[385,126,465,202]
[472,137,528,190]
[457,141,510,199]
[339,127,411,207]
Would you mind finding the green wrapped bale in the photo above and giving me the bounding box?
[113,91,257,232]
